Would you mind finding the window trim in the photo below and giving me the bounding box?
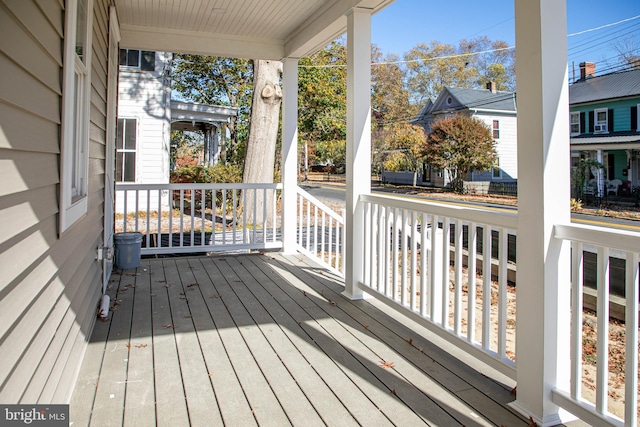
[637,103,640,132]
[570,111,580,136]
[60,0,94,233]
[594,108,608,133]
[492,119,500,139]
[119,49,156,71]
[116,118,138,182]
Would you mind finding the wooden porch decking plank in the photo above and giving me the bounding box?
[254,255,442,426]
[229,260,358,426]
[243,254,408,426]
[88,269,136,427]
[122,262,155,427]
[210,257,327,427]
[282,253,528,427]
[149,261,190,427]
[69,288,114,426]
[196,257,292,426]
[71,253,533,427]
[237,255,394,426]
[181,258,258,427]
[267,255,486,427]
[165,259,224,426]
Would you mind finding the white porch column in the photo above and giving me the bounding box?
[512,1,573,425]
[282,58,299,254]
[596,149,605,198]
[343,7,372,300]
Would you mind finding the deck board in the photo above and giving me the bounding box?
[70,253,529,427]
[123,262,155,427]
[184,258,257,427]
[89,269,137,427]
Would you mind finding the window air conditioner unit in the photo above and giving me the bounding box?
[594,124,607,132]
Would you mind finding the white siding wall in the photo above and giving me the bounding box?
[0,0,110,403]
[475,113,518,181]
[116,51,172,212]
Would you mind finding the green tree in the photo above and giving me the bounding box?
[172,55,253,163]
[381,124,425,186]
[417,114,497,193]
[298,40,347,172]
[371,47,420,177]
[404,37,515,104]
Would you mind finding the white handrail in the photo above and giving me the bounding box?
[358,194,517,378]
[295,186,345,277]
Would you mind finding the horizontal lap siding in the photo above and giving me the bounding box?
[0,0,109,404]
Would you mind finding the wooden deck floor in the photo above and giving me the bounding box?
[70,253,530,427]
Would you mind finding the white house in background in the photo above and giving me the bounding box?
[116,49,238,212]
[406,83,518,192]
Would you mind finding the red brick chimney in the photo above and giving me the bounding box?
[486,81,497,93]
[579,62,595,80]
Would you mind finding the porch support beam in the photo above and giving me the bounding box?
[343,7,372,300]
[282,58,300,254]
[511,1,573,425]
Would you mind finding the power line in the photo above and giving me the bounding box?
[567,14,640,37]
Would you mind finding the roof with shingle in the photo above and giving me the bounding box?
[445,86,517,112]
[569,69,640,105]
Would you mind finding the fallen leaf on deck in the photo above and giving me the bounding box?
[364,325,369,330]
[390,388,397,396]
[407,338,413,345]
[380,360,395,369]
[125,343,131,349]
[187,283,199,288]
[163,324,174,329]
[208,372,215,377]
[135,344,148,348]
[528,416,537,427]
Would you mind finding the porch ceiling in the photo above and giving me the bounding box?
[115,0,395,60]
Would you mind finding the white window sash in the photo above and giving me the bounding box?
[60,0,93,233]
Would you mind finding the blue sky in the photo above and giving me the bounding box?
[371,0,640,77]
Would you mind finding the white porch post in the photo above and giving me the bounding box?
[512,1,573,426]
[596,149,605,198]
[282,58,299,254]
[343,7,371,300]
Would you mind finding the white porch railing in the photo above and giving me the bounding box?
[358,193,518,379]
[115,183,282,255]
[553,223,639,427]
[296,186,345,277]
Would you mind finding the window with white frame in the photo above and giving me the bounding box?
[492,120,500,139]
[570,112,580,135]
[116,118,137,182]
[594,108,608,133]
[119,49,156,71]
[636,104,640,131]
[60,0,93,232]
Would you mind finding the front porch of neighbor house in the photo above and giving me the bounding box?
[70,253,530,427]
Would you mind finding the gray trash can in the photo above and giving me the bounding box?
[114,232,143,269]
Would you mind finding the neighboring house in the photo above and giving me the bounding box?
[116,49,237,212]
[404,83,517,192]
[569,63,640,198]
